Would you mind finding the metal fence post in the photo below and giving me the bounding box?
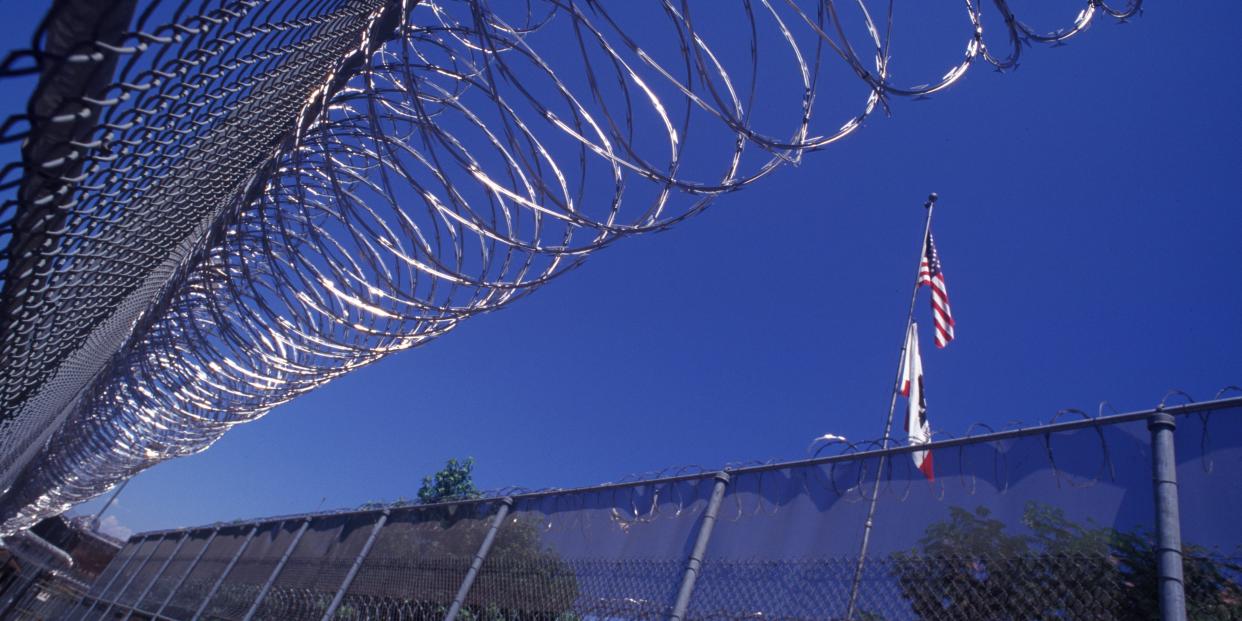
[241,518,311,621]
[192,524,260,621]
[77,535,145,620]
[121,531,190,620]
[444,497,515,621]
[155,527,219,618]
[669,472,731,621]
[1149,411,1187,621]
[321,510,389,621]
[99,534,166,618]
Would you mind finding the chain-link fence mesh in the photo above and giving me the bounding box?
[4,572,87,620]
[80,534,158,615]
[0,524,94,619]
[464,479,713,619]
[136,529,211,614]
[252,513,381,620]
[334,501,504,620]
[196,521,302,620]
[0,0,399,529]
[156,525,252,619]
[69,400,1242,620]
[108,532,180,612]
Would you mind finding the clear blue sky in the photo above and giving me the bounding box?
[1,4,1238,537]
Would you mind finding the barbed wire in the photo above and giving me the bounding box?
[114,387,1239,542]
[0,0,1141,534]
[79,391,1242,621]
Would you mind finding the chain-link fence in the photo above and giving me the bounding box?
[69,397,1242,620]
[0,527,92,620]
[2,571,87,620]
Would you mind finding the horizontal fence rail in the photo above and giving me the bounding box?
[117,396,1242,540]
[67,396,1242,620]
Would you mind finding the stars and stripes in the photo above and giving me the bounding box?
[918,233,955,348]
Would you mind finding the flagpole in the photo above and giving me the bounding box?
[844,192,937,620]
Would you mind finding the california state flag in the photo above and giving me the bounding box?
[901,323,935,480]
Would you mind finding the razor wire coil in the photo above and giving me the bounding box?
[0,0,1140,534]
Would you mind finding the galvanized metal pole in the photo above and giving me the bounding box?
[241,518,311,621]
[444,497,514,621]
[669,472,731,621]
[99,534,166,618]
[1149,411,1187,621]
[76,535,145,620]
[320,511,389,621]
[846,193,938,620]
[154,527,219,619]
[192,524,259,621]
[91,479,130,533]
[121,531,190,620]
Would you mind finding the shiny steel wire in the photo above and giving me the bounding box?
[0,0,1139,534]
[76,394,1242,621]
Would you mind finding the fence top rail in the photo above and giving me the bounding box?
[123,395,1242,541]
[3,529,75,569]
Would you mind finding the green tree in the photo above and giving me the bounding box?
[418,457,481,504]
[890,502,1242,620]
[336,458,580,619]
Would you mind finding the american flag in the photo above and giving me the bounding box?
[918,233,955,348]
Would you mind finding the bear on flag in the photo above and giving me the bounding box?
[901,322,935,480]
